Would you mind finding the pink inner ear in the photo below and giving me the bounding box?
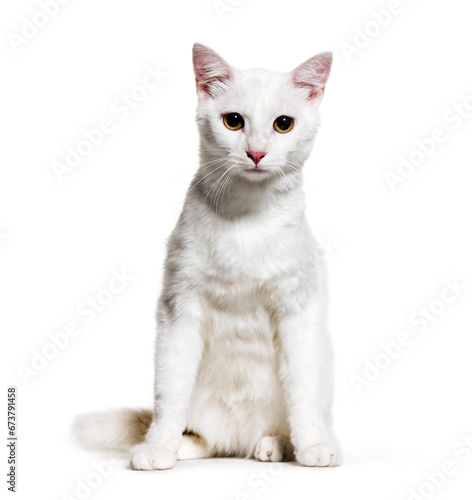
[291,52,333,101]
[193,43,233,97]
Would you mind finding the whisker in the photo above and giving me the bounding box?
[276,166,291,192]
[213,167,235,214]
[225,168,238,200]
[203,164,231,208]
[199,148,232,154]
[187,161,229,194]
[221,167,238,213]
[198,157,227,168]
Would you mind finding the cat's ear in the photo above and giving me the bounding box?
[290,51,333,103]
[192,43,233,98]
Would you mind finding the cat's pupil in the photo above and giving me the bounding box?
[227,113,242,128]
[276,116,291,130]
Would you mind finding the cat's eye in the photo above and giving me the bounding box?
[223,112,244,131]
[273,115,294,134]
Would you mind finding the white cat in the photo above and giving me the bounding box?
[74,43,341,469]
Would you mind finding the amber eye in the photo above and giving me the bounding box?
[223,112,244,131]
[273,115,294,133]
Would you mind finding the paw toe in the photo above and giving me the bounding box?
[296,443,340,467]
[130,443,176,470]
[254,436,284,462]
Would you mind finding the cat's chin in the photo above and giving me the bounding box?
[240,167,272,181]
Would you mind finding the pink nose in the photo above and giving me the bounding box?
[247,151,267,166]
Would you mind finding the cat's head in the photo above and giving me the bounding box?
[193,43,332,183]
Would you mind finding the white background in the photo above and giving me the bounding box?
[2,0,472,499]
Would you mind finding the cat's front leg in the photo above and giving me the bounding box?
[277,297,341,467]
[130,297,203,470]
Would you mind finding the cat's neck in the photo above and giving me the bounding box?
[191,162,305,220]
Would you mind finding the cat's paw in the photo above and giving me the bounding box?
[254,436,285,462]
[130,443,177,470]
[295,443,340,467]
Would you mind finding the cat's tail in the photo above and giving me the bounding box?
[72,408,152,450]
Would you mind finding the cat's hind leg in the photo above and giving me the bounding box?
[254,436,292,462]
[130,434,213,470]
[177,434,214,460]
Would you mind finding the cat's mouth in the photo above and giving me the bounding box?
[244,168,268,174]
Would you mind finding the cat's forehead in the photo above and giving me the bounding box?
[219,68,302,116]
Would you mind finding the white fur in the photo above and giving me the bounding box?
[74,43,341,469]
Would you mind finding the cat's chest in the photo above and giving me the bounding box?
[196,215,296,283]
[193,219,302,318]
